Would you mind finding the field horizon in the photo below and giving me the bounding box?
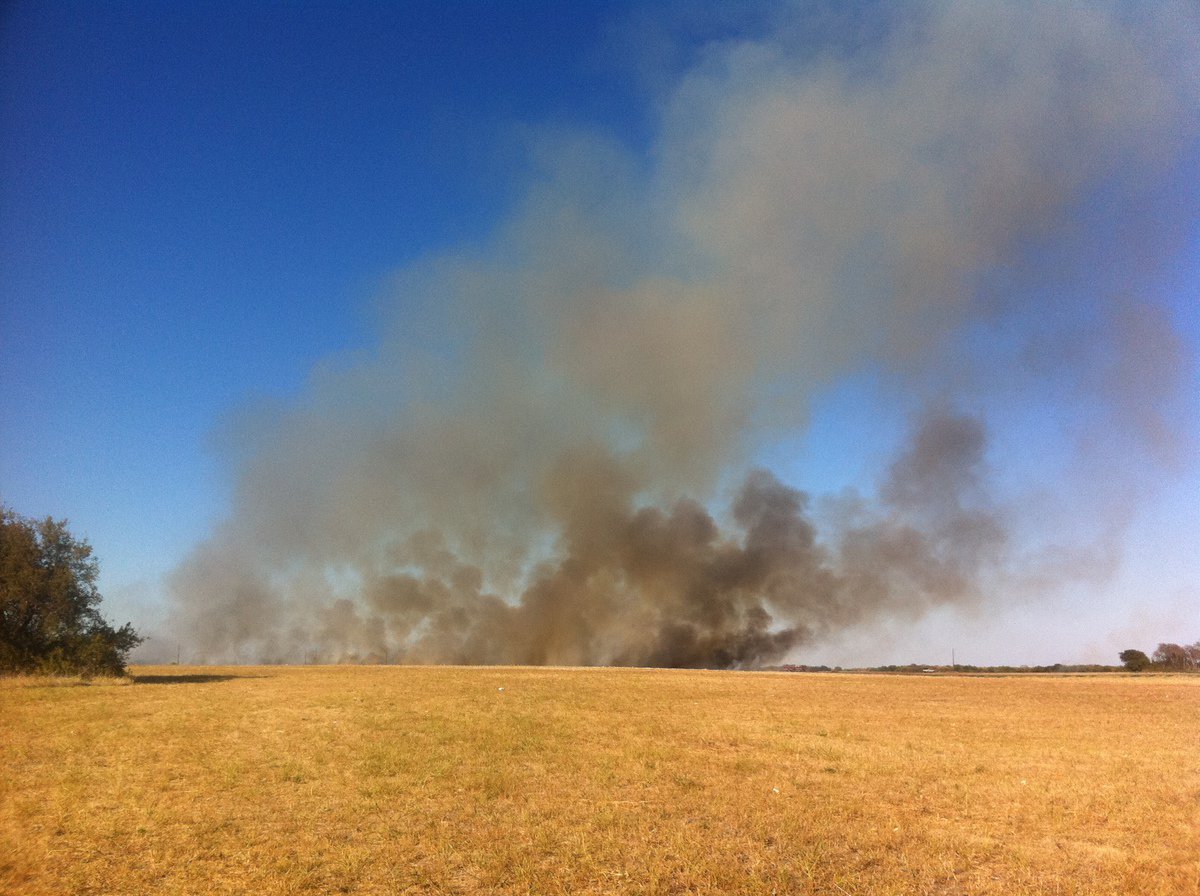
[3,665,1197,894]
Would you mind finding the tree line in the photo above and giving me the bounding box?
[771,645,1200,674]
[1119,643,1200,672]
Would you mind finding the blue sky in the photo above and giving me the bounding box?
[3,1,1198,667]
[3,1,644,587]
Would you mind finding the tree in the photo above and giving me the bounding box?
[1118,648,1151,672]
[1152,642,1199,671]
[0,507,142,676]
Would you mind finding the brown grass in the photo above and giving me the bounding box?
[1,665,1196,895]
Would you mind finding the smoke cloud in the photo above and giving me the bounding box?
[168,1,1199,667]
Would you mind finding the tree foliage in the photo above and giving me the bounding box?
[1118,643,1199,673]
[0,507,142,676]
[1151,642,1200,671]
[1118,648,1151,672]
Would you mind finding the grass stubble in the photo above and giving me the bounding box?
[0,666,1196,895]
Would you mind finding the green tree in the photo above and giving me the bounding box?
[1118,648,1151,672]
[0,507,142,676]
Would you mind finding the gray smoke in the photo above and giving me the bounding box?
[167,1,1199,667]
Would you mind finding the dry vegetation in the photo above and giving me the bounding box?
[1,666,1196,895]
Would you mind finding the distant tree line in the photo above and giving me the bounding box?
[866,663,1123,674]
[0,507,142,676]
[769,644,1200,675]
[766,663,1124,674]
[1119,643,1200,672]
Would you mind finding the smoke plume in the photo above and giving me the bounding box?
[168,1,1199,667]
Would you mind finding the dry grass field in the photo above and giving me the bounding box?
[1,666,1196,895]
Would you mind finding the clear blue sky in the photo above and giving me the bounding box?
[3,1,1197,666]
[2,0,649,597]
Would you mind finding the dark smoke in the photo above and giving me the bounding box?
[165,1,1199,666]
[172,411,1005,667]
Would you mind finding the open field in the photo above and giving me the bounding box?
[1,667,1197,895]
